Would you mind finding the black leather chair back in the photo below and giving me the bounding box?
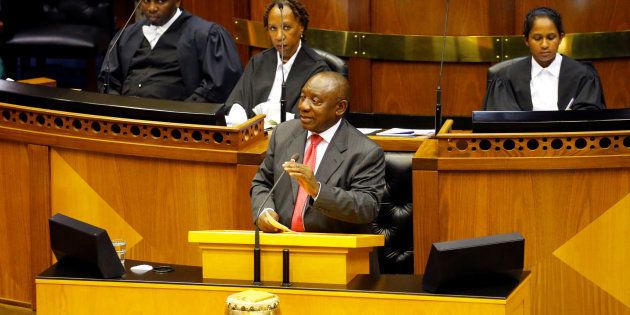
[371,151,414,274]
[3,0,113,89]
[312,48,348,78]
[43,0,112,29]
[486,56,527,89]
[5,0,112,50]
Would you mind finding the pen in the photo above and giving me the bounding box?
[565,98,575,111]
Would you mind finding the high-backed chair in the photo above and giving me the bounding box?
[312,47,348,77]
[3,0,113,90]
[486,56,528,89]
[371,152,414,274]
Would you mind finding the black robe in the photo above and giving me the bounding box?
[97,10,242,103]
[483,55,605,111]
[223,41,329,118]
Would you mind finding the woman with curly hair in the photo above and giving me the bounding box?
[224,0,330,126]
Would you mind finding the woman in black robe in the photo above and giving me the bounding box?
[483,7,605,111]
[224,0,329,126]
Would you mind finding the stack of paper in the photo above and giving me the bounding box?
[376,128,434,137]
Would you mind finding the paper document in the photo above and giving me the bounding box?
[264,211,294,233]
[357,128,381,135]
[376,128,434,137]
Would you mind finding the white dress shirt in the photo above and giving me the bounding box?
[306,118,341,175]
[142,8,182,49]
[530,53,562,111]
[226,41,302,127]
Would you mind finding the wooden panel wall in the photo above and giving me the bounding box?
[113,0,629,115]
[0,141,32,305]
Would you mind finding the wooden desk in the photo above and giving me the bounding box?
[413,120,630,315]
[36,260,531,315]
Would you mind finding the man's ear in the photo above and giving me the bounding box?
[336,99,348,116]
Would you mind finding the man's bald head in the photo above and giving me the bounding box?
[298,71,351,133]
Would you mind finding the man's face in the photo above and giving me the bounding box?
[141,0,180,26]
[298,76,346,133]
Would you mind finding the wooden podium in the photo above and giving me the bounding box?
[189,230,384,284]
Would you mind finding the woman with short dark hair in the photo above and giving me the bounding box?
[224,0,329,126]
[483,7,604,111]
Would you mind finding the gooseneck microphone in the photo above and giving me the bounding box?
[102,0,142,94]
[278,2,288,123]
[434,0,450,135]
[253,152,299,285]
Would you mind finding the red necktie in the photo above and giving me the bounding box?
[290,134,323,232]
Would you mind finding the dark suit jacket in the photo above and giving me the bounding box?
[224,41,329,118]
[483,55,605,111]
[97,10,242,103]
[251,119,385,233]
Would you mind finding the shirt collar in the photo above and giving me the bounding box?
[531,53,562,78]
[148,8,182,31]
[307,118,342,144]
[276,40,302,69]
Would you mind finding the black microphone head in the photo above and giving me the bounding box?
[290,153,299,161]
[277,2,284,10]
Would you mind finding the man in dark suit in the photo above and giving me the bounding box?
[97,0,242,103]
[251,71,385,233]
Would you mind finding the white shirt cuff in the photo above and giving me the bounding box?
[313,182,322,200]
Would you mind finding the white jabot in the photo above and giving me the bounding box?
[265,40,302,108]
[227,41,303,128]
[530,53,562,111]
[306,118,341,174]
[142,8,182,49]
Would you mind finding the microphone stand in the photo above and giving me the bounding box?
[434,0,450,136]
[103,1,142,94]
[252,153,299,285]
[278,3,287,123]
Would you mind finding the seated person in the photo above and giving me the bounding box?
[97,0,242,103]
[252,71,385,234]
[483,7,605,111]
[224,0,329,126]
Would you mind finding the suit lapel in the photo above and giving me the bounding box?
[285,45,312,112]
[315,120,347,184]
[513,58,533,111]
[121,25,146,77]
[287,128,307,201]
[256,51,277,104]
[557,57,574,110]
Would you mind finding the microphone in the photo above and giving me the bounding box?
[434,0,450,135]
[253,152,299,285]
[102,0,142,94]
[278,2,287,123]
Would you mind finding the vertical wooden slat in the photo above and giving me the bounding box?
[27,144,51,310]
[347,0,372,113]
[412,170,439,274]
